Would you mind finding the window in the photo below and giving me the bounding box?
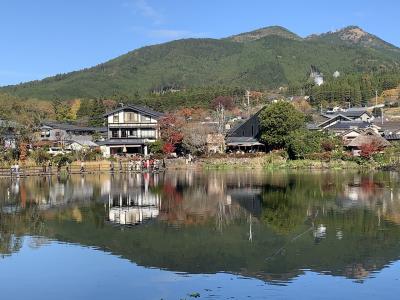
[129,129,138,137]
[141,115,151,122]
[41,131,50,138]
[121,129,127,138]
[125,112,138,123]
[113,114,119,123]
[141,129,155,138]
[111,129,119,138]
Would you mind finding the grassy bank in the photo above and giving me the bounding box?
[198,154,376,170]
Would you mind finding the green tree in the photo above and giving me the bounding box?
[88,99,106,127]
[259,102,305,149]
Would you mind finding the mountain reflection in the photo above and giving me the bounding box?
[1,171,400,283]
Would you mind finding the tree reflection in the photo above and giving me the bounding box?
[1,171,400,282]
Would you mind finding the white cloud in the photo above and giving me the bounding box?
[124,0,164,25]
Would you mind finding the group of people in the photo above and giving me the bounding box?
[110,158,164,173]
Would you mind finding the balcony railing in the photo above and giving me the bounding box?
[108,123,157,128]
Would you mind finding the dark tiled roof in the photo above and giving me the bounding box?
[226,137,259,143]
[42,122,107,132]
[226,137,264,146]
[103,104,163,119]
[323,108,371,119]
[372,120,400,132]
[327,121,371,130]
[226,107,264,137]
[384,134,400,141]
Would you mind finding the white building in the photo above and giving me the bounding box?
[100,105,163,157]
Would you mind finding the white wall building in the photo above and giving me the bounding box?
[100,105,163,157]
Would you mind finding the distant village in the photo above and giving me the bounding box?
[1,94,400,170]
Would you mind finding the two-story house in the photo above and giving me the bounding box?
[100,104,163,157]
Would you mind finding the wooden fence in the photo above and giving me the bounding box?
[0,161,162,178]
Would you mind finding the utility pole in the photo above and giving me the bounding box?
[375,90,378,107]
[246,90,250,117]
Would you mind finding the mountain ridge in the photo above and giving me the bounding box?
[2,25,400,101]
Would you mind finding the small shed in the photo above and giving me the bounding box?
[346,130,390,156]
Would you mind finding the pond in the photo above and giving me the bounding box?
[1,170,400,299]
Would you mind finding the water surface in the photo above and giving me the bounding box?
[1,170,400,299]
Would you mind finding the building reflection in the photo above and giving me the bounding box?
[107,183,161,226]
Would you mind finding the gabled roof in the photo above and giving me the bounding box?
[103,104,163,119]
[323,108,371,119]
[318,114,352,128]
[226,107,264,137]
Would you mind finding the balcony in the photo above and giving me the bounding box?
[108,123,158,128]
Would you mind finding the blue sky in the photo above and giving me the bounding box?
[0,0,399,86]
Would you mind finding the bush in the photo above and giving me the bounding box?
[52,154,72,167]
[149,140,164,155]
[286,130,323,159]
[30,148,51,165]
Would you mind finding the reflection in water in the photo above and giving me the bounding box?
[107,175,161,225]
[1,171,400,286]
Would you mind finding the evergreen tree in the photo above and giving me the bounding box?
[88,99,106,127]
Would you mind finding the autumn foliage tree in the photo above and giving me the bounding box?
[211,96,235,111]
[360,141,382,158]
[159,113,184,154]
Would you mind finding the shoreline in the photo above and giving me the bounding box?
[0,155,397,178]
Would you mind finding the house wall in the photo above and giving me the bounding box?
[357,113,372,122]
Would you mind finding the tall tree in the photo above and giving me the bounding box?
[88,99,106,126]
[259,102,305,149]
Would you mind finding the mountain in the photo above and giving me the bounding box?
[307,26,399,51]
[2,26,400,101]
[226,25,302,42]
